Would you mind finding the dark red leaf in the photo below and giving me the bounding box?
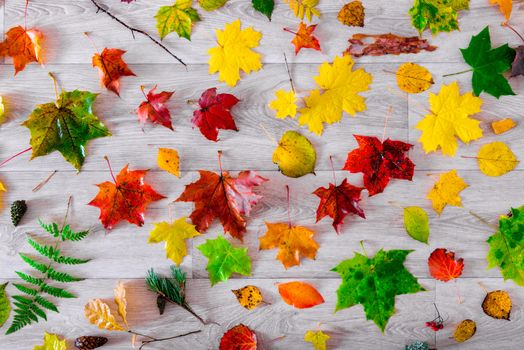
[344,33,437,57]
[219,324,257,350]
[136,85,175,130]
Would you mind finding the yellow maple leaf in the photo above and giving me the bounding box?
[0,181,6,212]
[477,141,518,177]
[259,222,319,269]
[114,281,128,327]
[158,148,180,178]
[269,89,297,119]
[33,332,67,350]
[148,217,200,266]
[304,329,330,350]
[427,170,468,215]
[284,0,320,21]
[490,0,512,21]
[416,82,483,156]
[208,19,262,87]
[84,299,125,331]
[298,55,372,135]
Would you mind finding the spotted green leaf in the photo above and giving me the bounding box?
[156,0,201,40]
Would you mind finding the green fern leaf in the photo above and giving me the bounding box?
[15,271,44,286]
[28,239,59,260]
[46,267,84,283]
[12,283,38,296]
[35,296,58,312]
[38,220,60,237]
[40,284,75,298]
[61,225,89,241]
[11,295,33,305]
[55,255,90,265]
[19,254,48,274]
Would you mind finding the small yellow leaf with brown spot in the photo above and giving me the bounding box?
[158,148,180,177]
[491,118,516,135]
[453,319,476,343]
[232,285,263,310]
[395,63,434,94]
[427,170,468,215]
[337,1,365,27]
[482,290,511,320]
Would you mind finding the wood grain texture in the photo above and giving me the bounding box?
[0,0,523,349]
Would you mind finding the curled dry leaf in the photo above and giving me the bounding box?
[136,86,175,130]
[92,48,136,96]
[403,206,430,244]
[427,170,468,215]
[304,329,330,350]
[273,130,316,178]
[344,33,437,57]
[232,285,263,310]
[277,281,324,309]
[219,324,257,350]
[0,26,44,74]
[428,248,464,282]
[337,1,365,27]
[114,282,128,327]
[84,299,124,331]
[395,63,434,94]
[453,319,476,343]
[157,148,180,177]
[491,118,516,135]
[477,142,518,177]
[482,290,511,320]
[74,336,108,350]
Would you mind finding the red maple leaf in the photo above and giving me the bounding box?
[89,158,165,230]
[343,135,415,196]
[219,324,257,350]
[191,87,239,141]
[313,178,365,234]
[0,26,44,74]
[285,22,321,55]
[428,248,464,282]
[136,85,175,130]
[92,48,136,96]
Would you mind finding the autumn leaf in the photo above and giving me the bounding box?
[197,235,251,285]
[269,90,297,119]
[299,55,372,135]
[176,166,267,240]
[482,290,511,320]
[199,0,228,11]
[409,0,468,35]
[232,285,263,310]
[208,20,262,87]
[259,222,319,269]
[89,161,166,230]
[477,141,518,177]
[284,0,320,21]
[0,283,10,328]
[84,299,125,331]
[395,63,434,94]
[277,281,324,309]
[252,0,274,20]
[23,89,111,171]
[427,170,468,215]
[114,282,128,327]
[219,324,257,350]
[136,85,175,130]
[0,26,44,74]
[337,1,365,27]
[404,206,430,244]
[313,178,365,234]
[491,118,516,134]
[460,26,515,98]
[33,332,67,350]
[285,23,321,55]
[0,96,5,125]
[156,0,201,40]
[428,248,464,282]
[273,130,316,178]
[304,329,330,350]
[148,217,200,265]
[511,46,524,77]
[453,319,476,342]
[416,82,483,156]
[157,148,180,177]
[344,33,437,57]
[92,48,136,96]
[0,182,6,213]
[490,0,512,21]
[191,87,239,141]
[333,249,425,332]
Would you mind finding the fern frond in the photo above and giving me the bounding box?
[28,238,89,265]
[35,296,58,312]
[38,220,60,237]
[61,225,89,241]
[41,284,75,298]
[55,255,90,265]
[19,254,48,273]
[13,283,38,296]
[46,267,84,283]
[15,271,44,286]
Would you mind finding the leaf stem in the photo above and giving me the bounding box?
[83,32,100,54]
[258,123,277,144]
[61,196,73,231]
[140,85,149,101]
[138,330,202,350]
[127,330,156,341]
[286,185,291,227]
[442,69,473,78]
[453,279,463,304]
[217,150,223,175]
[104,156,117,183]
[503,22,524,43]
[359,240,368,257]
[469,210,498,230]
[382,106,392,142]
[0,147,32,168]
[283,53,295,93]
[24,0,29,30]
[48,72,60,101]
[32,170,58,192]
[328,155,336,185]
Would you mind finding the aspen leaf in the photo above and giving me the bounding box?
[403,206,430,244]
[92,48,136,96]
[157,148,180,177]
[287,23,321,55]
[416,82,482,156]
[273,130,316,178]
[428,248,464,282]
[33,332,67,350]
[337,1,365,27]
[269,90,297,119]
[489,0,512,21]
[453,319,476,342]
[232,285,263,310]
[0,283,10,328]
[84,299,125,331]
[199,0,228,11]
[284,0,320,21]
[482,290,511,320]
[477,141,518,177]
[148,217,200,266]
[304,329,330,350]
[277,281,324,309]
[208,20,262,87]
[395,63,434,94]
[0,26,44,74]
[491,118,516,135]
[156,0,201,40]
[427,170,468,215]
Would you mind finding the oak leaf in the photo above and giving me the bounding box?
[337,1,365,27]
[427,170,468,215]
[396,63,434,94]
[219,324,257,350]
[92,48,136,96]
[477,141,518,177]
[286,22,320,55]
[0,26,44,74]
[490,0,512,21]
[304,329,330,350]
[428,248,464,282]
[114,282,128,327]
[33,332,67,350]
[277,281,324,309]
[269,90,297,119]
[136,86,175,130]
[232,285,263,310]
[482,290,511,320]
[273,130,316,178]
[148,217,200,265]
[84,299,125,331]
[453,319,476,342]
[156,0,201,40]
[157,148,180,177]
[284,0,320,21]
[344,33,437,57]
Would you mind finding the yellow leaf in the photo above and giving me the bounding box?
[84,299,125,331]
[304,329,330,350]
[416,82,483,156]
[477,141,518,177]
[269,90,297,119]
[490,0,512,21]
[114,281,128,327]
[482,290,511,320]
[158,148,180,177]
[299,55,372,135]
[427,170,468,215]
[33,332,67,350]
[232,285,263,310]
[395,63,434,94]
[0,181,6,212]
[272,130,316,178]
[453,319,476,343]
[148,217,200,266]
[208,19,262,87]
[337,1,365,27]
[0,96,5,124]
[284,0,320,21]
[491,118,516,134]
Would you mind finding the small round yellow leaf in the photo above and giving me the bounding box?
[272,130,316,178]
[453,319,476,343]
[232,285,263,310]
[482,290,512,320]
[477,141,518,177]
[158,148,180,178]
[396,63,434,94]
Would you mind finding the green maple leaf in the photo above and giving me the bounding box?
[408,0,468,35]
[460,26,516,98]
[197,235,251,285]
[23,90,111,171]
[332,249,425,332]
[487,206,524,285]
[252,0,274,20]
[156,0,201,40]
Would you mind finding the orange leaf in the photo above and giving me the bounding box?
[219,324,257,350]
[286,22,320,55]
[277,281,324,309]
[92,48,136,96]
[428,248,464,282]
[0,26,44,74]
[490,0,512,21]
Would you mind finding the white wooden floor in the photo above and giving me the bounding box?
[1,0,524,349]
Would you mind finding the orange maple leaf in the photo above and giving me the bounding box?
[0,26,44,74]
[490,0,512,22]
[92,48,136,96]
[285,22,321,55]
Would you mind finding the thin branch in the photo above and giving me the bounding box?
[32,170,57,192]
[138,330,202,350]
[283,53,295,93]
[442,69,473,78]
[0,147,32,168]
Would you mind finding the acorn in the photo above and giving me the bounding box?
[74,336,108,349]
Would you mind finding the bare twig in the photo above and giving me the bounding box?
[32,170,57,192]
[138,330,202,350]
[283,53,295,93]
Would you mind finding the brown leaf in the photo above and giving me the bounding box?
[337,1,365,27]
[482,290,512,320]
[343,33,437,57]
[453,319,476,343]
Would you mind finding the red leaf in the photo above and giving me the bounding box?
[286,22,321,55]
[278,281,324,309]
[219,324,257,350]
[136,85,175,130]
[89,164,165,230]
[313,178,365,234]
[428,248,464,282]
[176,169,267,240]
[191,88,239,141]
[343,135,415,196]
[92,48,136,96]
[0,26,44,74]
[344,33,437,57]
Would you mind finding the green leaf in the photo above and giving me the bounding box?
[15,271,44,286]
[403,206,430,244]
[156,0,201,40]
[332,249,425,332]
[23,90,111,171]
[197,235,251,285]
[60,225,89,242]
[408,0,466,35]
[46,267,84,283]
[460,26,516,98]
[35,296,58,312]
[252,0,274,20]
[20,254,48,274]
[272,130,316,178]
[487,205,524,285]
[40,284,75,299]
[198,0,227,11]
[12,283,38,297]
[0,283,10,328]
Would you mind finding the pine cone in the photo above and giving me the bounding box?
[75,336,108,349]
[10,200,27,227]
